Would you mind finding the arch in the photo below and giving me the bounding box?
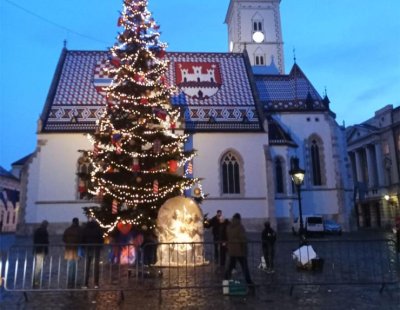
[254,47,265,66]
[219,150,244,195]
[308,134,326,186]
[251,13,264,32]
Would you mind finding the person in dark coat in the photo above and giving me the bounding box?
[261,221,277,273]
[224,213,253,286]
[63,217,83,288]
[82,217,103,288]
[33,220,49,287]
[207,210,225,264]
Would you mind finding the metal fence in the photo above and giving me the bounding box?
[1,238,399,302]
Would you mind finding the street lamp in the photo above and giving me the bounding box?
[289,158,306,240]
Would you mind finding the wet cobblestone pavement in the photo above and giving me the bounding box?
[1,232,399,309]
[1,282,399,309]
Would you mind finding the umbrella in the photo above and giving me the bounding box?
[292,245,317,265]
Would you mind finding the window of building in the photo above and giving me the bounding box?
[311,140,322,185]
[253,20,263,32]
[221,151,242,194]
[308,135,326,186]
[275,157,285,194]
[255,55,265,65]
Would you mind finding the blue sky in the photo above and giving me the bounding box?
[0,0,399,169]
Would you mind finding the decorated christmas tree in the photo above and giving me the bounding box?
[83,0,202,235]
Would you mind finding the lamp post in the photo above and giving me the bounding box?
[289,158,306,240]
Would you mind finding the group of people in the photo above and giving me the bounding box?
[33,216,103,289]
[33,210,277,290]
[206,210,277,287]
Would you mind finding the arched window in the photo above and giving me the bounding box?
[77,153,92,200]
[255,55,265,65]
[275,157,285,194]
[221,151,241,194]
[253,21,263,31]
[308,135,326,186]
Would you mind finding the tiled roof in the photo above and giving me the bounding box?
[11,154,33,166]
[267,116,296,146]
[255,63,328,112]
[0,166,17,180]
[40,50,263,133]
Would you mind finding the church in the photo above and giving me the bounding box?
[18,0,353,234]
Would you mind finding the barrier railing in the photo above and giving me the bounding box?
[1,238,399,302]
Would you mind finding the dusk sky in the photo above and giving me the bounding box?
[1,0,399,170]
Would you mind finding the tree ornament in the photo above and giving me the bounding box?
[153,179,159,193]
[117,221,132,235]
[193,187,201,197]
[168,160,178,173]
[132,157,140,172]
[153,139,161,153]
[112,199,118,214]
[187,161,193,174]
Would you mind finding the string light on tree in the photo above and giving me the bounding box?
[82,0,203,236]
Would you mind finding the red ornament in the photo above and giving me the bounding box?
[140,98,148,104]
[117,16,123,27]
[168,160,178,173]
[117,221,132,235]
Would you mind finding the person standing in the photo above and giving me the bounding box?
[33,220,49,288]
[261,221,277,273]
[63,217,83,288]
[224,213,254,287]
[82,217,103,288]
[207,210,224,265]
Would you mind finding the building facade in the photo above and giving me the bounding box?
[18,0,353,234]
[347,105,400,229]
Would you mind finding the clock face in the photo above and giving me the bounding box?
[252,31,264,43]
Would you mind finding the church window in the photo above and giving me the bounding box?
[221,151,242,194]
[255,55,265,65]
[275,157,285,194]
[308,135,326,186]
[77,153,92,200]
[253,21,263,32]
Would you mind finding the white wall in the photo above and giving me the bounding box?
[192,132,270,220]
[25,133,92,224]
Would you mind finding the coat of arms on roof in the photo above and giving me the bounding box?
[175,62,222,99]
[93,56,116,97]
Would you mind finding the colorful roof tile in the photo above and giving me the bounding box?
[255,63,328,112]
[40,50,263,133]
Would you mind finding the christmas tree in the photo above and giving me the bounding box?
[83,0,202,235]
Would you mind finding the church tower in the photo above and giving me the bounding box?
[225,0,285,74]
